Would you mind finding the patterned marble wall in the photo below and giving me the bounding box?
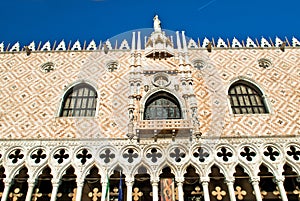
[0,47,299,139]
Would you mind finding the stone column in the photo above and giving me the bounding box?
[151,179,159,201]
[1,178,12,201]
[200,177,210,201]
[175,177,184,201]
[101,177,109,201]
[225,179,236,201]
[50,179,61,201]
[275,177,288,201]
[75,179,84,201]
[25,179,36,201]
[125,177,134,201]
[250,177,262,201]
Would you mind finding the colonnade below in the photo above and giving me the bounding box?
[1,164,300,201]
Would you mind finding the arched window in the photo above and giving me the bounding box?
[144,92,182,120]
[229,81,268,114]
[60,83,97,117]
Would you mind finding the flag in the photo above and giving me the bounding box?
[105,174,110,201]
[118,171,123,201]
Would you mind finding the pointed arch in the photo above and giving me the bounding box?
[57,166,77,201]
[34,166,53,201]
[82,166,102,201]
[282,163,300,201]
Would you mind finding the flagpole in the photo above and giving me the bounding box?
[118,171,123,201]
[105,173,110,201]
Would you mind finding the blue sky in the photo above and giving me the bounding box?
[1,0,300,46]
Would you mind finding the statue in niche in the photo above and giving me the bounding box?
[153,15,162,32]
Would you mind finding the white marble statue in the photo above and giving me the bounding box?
[153,15,161,32]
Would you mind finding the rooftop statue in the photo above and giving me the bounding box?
[153,15,161,32]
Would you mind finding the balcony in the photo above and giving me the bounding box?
[136,119,192,140]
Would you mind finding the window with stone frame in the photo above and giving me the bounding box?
[144,92,182,120]
[60,83,97,117]
[228,81,268,114]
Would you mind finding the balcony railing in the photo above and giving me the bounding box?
[136,119,192,140]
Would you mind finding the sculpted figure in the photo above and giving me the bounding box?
[153,15,161,32]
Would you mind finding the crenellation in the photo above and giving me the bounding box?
[1,36,300,54]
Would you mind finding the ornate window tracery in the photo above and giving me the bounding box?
[144,92,181,120]
[60,83,97,117]
[228,81,268,114]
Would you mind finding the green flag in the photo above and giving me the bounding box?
[105,174,110,201]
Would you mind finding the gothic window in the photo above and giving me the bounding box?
[60,83,97,117]
[228,81,268,114]
[144,92,181,120]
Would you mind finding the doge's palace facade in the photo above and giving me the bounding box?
[0,16,299,201]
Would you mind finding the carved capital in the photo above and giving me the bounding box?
[125,176,134,184]
[274,176,285,183]
[3,178,12,185]
[175,176,185,183]
[200,177,210,183]
[224,178,235,184]
[250,176,260,184]
[27,179,36,186]
[76,178,85,187]
[51,178,61,187]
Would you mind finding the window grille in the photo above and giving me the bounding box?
[60,84,97,117]
[229,81,268,114]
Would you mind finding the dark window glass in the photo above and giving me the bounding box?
[60,84,97,117]
[144,92,181,120]
[229,81,268,114]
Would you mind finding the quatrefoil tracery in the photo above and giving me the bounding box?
[287,145,300,161]
[170,147,186,163]
[76,149,92,165]
[217,147,233,162]
[53,149,69,164]
[123,148,139,163]
[263,146,280,161]
[8,149,24,164]
[240,146,256,162]
[146,148,162,163]
[31,149,47,164]
[193,147,210,162]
